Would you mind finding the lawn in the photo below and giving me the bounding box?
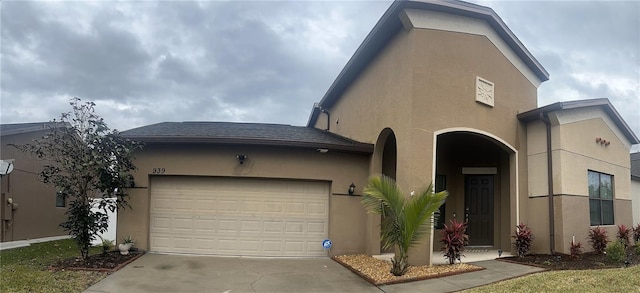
[0,239,108,293]
[464,265,640,292]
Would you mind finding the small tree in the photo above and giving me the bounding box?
[13,98,141,259]
[361,176,447,276]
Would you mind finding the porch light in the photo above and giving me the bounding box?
[348,183,356,195]
[236,154,247,165]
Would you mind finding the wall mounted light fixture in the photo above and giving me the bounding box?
[348,183,356,195]
[236,154,247,164]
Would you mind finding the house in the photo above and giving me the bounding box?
[119,0,639,265]
[0,122,68,242]
[632,153,640,225]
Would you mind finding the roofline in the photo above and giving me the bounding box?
[517,98,640,144]
[308,0,549,127]
[0,122,68,137]
[632,175,640,181]
[122,135,374,154]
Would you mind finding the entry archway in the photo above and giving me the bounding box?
[433,128,518,251]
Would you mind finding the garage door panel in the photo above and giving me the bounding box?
[150,177,329,257]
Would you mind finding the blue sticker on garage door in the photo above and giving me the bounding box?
[322,239,332,249]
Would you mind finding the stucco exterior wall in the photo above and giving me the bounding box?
[524,109,635,254]
[118,143,370,256]
[1,131,67,242]
[632,179,640,225]
[313,11,539,263]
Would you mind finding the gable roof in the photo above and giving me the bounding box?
[0,122,66,137]
[308,0,549,127]
[632,152,640,181]
[517,98,640,145]
[121,122,374,154]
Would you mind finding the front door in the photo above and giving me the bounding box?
[465,175,494,246]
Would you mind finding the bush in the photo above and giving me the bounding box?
[98,236,114,254]
[588,226,609,254]
[636,244,640,256]
[512,223,534,257]
[617,224,631,247]
[633,223,640,245]
[440,219,469,264]
[605,240,626,263]
[569,240,582,259]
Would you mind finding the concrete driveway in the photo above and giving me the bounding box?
[84,253,544,293]
[84,253,379,293]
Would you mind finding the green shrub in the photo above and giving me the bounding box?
[588,226,609,254]
[636,244,640,256]
[605,240,626,263]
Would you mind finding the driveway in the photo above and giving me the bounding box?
[84,253,543,293]
[84,253,379,293]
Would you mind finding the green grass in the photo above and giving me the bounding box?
[0,239,107,293]
[464,265,640,292]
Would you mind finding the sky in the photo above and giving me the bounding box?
[1,0,639,150]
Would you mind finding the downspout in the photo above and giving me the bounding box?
[540,112,555,255]
[320,108,330,132]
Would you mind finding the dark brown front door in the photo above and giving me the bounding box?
[465,175,494,246]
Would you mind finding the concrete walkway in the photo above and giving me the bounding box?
[0,235,71,251]
[84,253,544,293]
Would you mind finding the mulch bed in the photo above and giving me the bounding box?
[50,249,145,272]
[333,254,484,286]
[499,247,639,270]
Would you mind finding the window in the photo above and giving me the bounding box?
[434,175,446,229]
[588,170,614,226]
[56,191,66,208]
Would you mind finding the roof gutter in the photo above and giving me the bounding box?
[540,112,556,255]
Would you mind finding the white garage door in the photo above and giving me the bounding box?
[150,176,329,257]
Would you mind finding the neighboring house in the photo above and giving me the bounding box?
[632,153,640,225]
[119,0,639,265]
[0,122,67,242]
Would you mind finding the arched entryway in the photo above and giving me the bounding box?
[374,128,397,253]
[433,129,517,251]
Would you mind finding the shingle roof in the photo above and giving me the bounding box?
[632,152,640,181]
[122,122,374,154]
[517,98,640,145]
[0,122,65,137]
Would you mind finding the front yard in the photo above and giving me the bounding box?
[0,239,107,293]
[2,239,639,292]
[464,265,640,292]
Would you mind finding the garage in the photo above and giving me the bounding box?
[149,176,329,257]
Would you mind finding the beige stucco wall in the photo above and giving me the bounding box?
[313,13,539,263]
[118,143,370,256]
[633,180,640,225]
[524,109,635,254]
[1,131,67,242]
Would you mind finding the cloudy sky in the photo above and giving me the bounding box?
[1,0,639,150]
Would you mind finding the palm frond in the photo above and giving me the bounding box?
[403,185,448,250]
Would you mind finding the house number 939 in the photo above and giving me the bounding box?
[152,168,166,174]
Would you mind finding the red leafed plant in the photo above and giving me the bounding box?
[588,226,609,254]
[440,219,469,264]
[617,224,631,248]
[633,223,640,245]
[569,240,582,259]
[512,223,534,257]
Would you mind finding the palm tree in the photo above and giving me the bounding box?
[361,175,448,276]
